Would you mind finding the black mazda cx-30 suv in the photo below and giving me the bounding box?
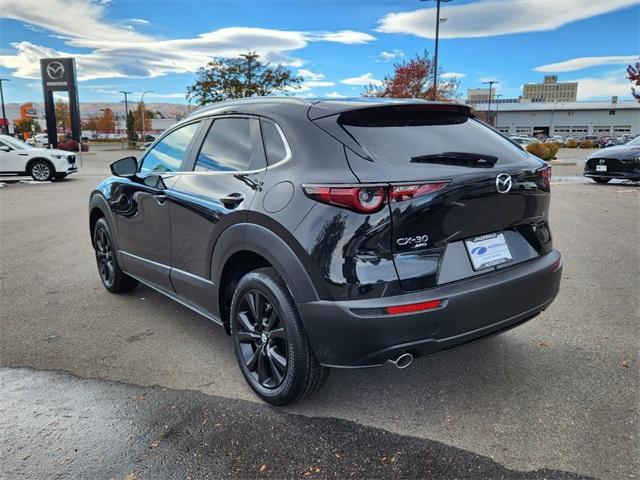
[89,97,562,405]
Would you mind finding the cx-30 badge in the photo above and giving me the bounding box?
[46,62,65,80]
[496,173,512,194]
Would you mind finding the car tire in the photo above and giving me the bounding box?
[29,159,54,181]
[593,177,611,184]
[93,218,138,293]
[230,267,329,405]
[54,173,68,180]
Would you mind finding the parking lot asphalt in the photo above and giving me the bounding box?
[0,151,638,479]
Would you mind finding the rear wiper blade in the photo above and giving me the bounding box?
[410,152,498,168]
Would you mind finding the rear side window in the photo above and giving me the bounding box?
[195,118,255,172]
[140,122,200,173]
[339,107,528,167]
[261,121,288,164]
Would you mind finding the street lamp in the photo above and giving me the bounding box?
[119,90,133,138]
[0,78,11,134]
[140,90,154,143]
[482,80,499,126]
[420,0,453,100]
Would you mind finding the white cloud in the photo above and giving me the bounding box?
[297,69,335,88]
[440,72,466,79]
[311,30,375,44]
[128,18,150,25]
[341,72,382,86]
[305,81,335,87]
[573,71,636,99]
[377,49,404,62]
[326,91,347,98]
[297,69,324,81]
[377,0,640,39]
[0,0,375,81]
[535,55,640,72]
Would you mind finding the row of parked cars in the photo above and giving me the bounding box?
[510,134,636,149]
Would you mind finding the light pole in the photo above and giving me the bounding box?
[119,90,132,138]
[420,0,453,100]
[0,78,10,134]
[482,80,499,126]
[495,94,502,129]
[140,90,153,143]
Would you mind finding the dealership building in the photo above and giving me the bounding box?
[482,99,640,138]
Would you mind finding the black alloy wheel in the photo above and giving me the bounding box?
[93,218,138,293]
[230,267,328,405]
[235,289,288,389]
[95,224,115,288]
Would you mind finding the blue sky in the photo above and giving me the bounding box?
[0,0,638,104]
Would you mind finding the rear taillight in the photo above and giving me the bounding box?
[538,165,552,189]
[303,182,448,213]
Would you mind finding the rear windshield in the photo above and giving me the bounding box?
[339,107,528,167]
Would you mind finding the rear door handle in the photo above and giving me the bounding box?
[153,194,167,205]
[220,193,244,208]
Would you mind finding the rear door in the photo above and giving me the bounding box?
[319,105,553,291]
[168,116,266,313]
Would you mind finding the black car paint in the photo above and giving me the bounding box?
[584,144,640,181]
[89,97,562,367]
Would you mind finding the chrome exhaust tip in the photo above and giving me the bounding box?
[389,353,414,369]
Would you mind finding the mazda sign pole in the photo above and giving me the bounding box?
[0,78,10,135]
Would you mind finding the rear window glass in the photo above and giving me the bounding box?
[339,108,528,167]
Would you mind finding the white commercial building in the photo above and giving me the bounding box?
[491,99,639,138]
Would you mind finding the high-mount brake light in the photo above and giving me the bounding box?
[303,182,449,213]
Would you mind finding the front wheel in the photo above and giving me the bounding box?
[593,177,611,184]
[29,160,54,181]
[230,267,329,405]
[93,218,138,293]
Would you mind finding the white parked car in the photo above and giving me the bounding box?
[0,135,79,181]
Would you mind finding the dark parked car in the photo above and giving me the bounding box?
[89,97,562,405]
[584,136,640,183]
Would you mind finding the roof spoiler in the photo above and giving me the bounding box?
[307,101,473,121]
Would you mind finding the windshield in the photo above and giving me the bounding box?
[626,136,640,146]
[339,108,528,167]
[0,136,34,150]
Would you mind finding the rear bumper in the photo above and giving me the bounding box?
[298,250,562,368]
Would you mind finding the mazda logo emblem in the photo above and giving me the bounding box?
[598,159,605,165]
[496,173,512,194]
[46,61,65,80]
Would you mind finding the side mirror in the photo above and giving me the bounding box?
[0,145,11,152]
[110,156,138,177]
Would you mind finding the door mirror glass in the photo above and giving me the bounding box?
[110,156,138,177]
[0,145,11,152]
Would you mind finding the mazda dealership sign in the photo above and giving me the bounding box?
[40,57,81,147]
